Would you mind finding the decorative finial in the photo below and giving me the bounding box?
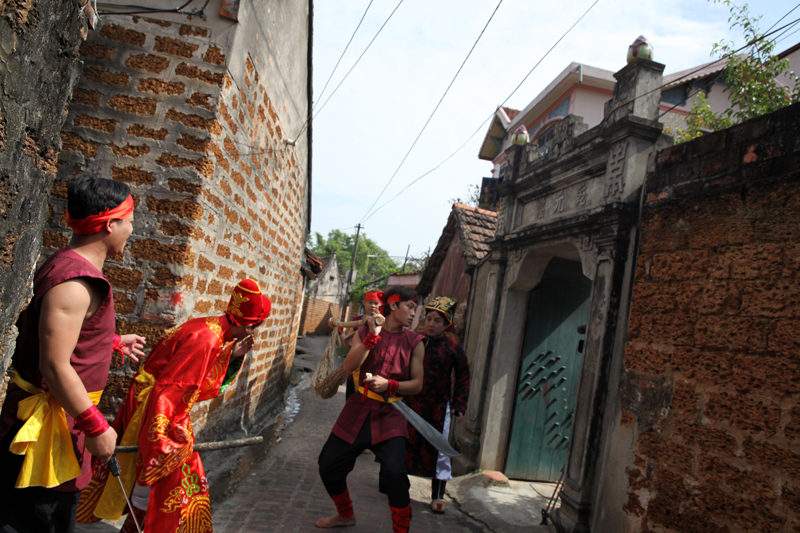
[510,125,529,146]
[627,35,653,64]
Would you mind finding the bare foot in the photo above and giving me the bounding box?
[315,515,357,528]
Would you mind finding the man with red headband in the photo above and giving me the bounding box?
[329,291,383,400]
[76,278,271,533]
[317,286,425,533]
[0,176,145,533]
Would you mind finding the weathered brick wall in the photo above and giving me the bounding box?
[621,102,800,532]
[300,297,344,335]
[0,0,90,403]
[44,6,310,438]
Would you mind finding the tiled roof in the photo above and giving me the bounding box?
[452,203,497,266]
[416,203,497,295]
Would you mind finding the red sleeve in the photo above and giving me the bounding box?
[137,328,222,486]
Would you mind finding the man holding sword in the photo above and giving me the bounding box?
[76,279,271,533]
[316,286,425,533]
[0,177,145,533]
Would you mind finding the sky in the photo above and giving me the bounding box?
[307,0,799,264]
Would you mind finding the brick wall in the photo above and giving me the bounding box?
[42,8,310,437]
[300,297,344,335]
[621,103,800,532]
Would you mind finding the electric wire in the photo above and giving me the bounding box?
[294,0,406,140]
[604,15,800,119]
[776,25,800,45]
[772,19,800,43]
[313,0,375,113]
[361,0,600,223]
[362,8,800,224]
[358,0,506,224]
[765,2,800,34]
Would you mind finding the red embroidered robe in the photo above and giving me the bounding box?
[77,316,244,533]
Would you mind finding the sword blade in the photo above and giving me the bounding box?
[392,401,461,458]
[115,476,143,533]
[108,456,142,533]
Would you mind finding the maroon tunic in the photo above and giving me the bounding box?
[332,326,424,444]
[0,247,115,491]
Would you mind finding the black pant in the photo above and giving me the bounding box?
[0,422,81,533]
[318,414,410,508]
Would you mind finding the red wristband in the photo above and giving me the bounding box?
[385,379,399,399]
[112,334,127,364]
[73,405,110,438]
[362,333,380,350]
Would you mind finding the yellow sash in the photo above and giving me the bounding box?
[10,373,103,488]
[94,368,155,521]
[352,368,402,403]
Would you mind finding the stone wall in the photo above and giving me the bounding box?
[39,3,310,438]
[0,0,90,401]
[620,102,800,532]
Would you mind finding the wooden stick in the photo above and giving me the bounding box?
[331,315,384,328]
[115,436,264,454]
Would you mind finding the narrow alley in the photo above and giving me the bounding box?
[210,335,557,533]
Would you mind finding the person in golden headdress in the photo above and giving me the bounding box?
[76,279,271,533]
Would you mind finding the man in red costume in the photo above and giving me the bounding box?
[316,286,425,533]
[0,176,145,533]
[76,279,271,533]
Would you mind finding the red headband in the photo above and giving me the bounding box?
[365,291,383,303]
[381,293,416,315]
[66,195,134,235]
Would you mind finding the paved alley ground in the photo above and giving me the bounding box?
[212,335,488,533]
[76,335,556,532]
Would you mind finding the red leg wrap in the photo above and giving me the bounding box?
[390,504,412,533]
[330,488,354,518]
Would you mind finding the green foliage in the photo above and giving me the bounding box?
[667,0,800,143]
[308,229,400,303]
[665,92,732,143]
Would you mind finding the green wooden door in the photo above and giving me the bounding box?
[505,274,591,481]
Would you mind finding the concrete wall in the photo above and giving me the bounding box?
[40,0,311,439]
[0,0,90,402]
[613,102,800,532]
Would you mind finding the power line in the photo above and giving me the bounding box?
[766,2,800,34]
[359,0,506,224]
[295,0,406,140]
[362,7,800,224]
[776,25,800,45]
[312,0,375,113]
[773,19,800,43]
[361,0,601,223]
[605,15,800,119]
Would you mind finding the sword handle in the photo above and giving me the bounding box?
[108,454,122,477]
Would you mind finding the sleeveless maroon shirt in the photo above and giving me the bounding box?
[332,326,424,444]
[0,247,116,491]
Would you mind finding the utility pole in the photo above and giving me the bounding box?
[341,223,362,321]
[400,244,410,273]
